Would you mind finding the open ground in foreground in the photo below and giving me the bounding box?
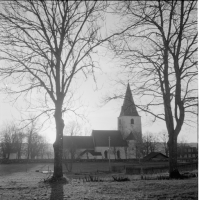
[0,163,197,200]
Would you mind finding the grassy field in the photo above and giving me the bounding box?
[0,162,197,200]
[0,161,169,175]
[0,162,113,176]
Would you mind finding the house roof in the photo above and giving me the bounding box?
[143,152,168,161]
[63,136,94,150]
[120,83,139,117]
[92,130,127,147]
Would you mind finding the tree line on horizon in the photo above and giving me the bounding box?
[0,120,53,160]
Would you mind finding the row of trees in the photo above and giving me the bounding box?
[121,131,165,159]
[0,121,52,159]
[126,130,190,159]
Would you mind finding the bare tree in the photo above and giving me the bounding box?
[46,144,54,159]
[0,123,23,159]
[0,126,14,159]
[109,1,197,177]
[25,118,45,159]
[177,136,190,159]
[142,132,159,156]
[64,121,82,136]
[15,131,25,159]
[0,122,27,159]
[158,130,169,156]
[39,137,48,159]
[63,121,81,172]
[0,1,126,179]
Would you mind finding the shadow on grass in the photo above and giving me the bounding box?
[50,183,64,200]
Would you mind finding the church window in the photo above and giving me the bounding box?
[117,150,120,159]
[131,118,134,124]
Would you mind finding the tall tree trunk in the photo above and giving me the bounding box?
[53,105,64,178]
[168,131,178,176]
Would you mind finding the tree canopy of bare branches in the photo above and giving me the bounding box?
[63,121,82,172]
[0,123,22,159]
[25,118,46,159]
[0,1,127,179]
[0,120,47,160]
[109,1,197,177]
[158,130,169,156]
[142,132,159,156]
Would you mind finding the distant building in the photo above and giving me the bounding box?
[177,145,198,159]
[143,152,169,161]
[63,83,142,159]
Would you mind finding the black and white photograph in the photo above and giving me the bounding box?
[0,1,197,199]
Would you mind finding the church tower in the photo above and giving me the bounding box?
[118,83,142,140]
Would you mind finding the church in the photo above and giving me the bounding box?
[63,83,142,159]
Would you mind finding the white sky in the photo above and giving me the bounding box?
[0,6,198,144]
[0,52,197,144]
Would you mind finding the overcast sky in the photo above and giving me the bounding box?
[0,51,197,144]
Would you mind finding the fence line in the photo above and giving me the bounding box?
[125,162,198,175]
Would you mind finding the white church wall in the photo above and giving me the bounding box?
[118,116,142,139]
[126,140,136,159]
[8,153,17,159]
[64,148,82,159]
[95,146,126,159]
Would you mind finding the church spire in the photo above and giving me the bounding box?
[119,83,139,116]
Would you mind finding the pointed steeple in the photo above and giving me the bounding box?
[120,83,139,116]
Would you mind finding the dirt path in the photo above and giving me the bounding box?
[0,171,197,200]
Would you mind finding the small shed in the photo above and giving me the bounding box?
[143,152,168,161]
